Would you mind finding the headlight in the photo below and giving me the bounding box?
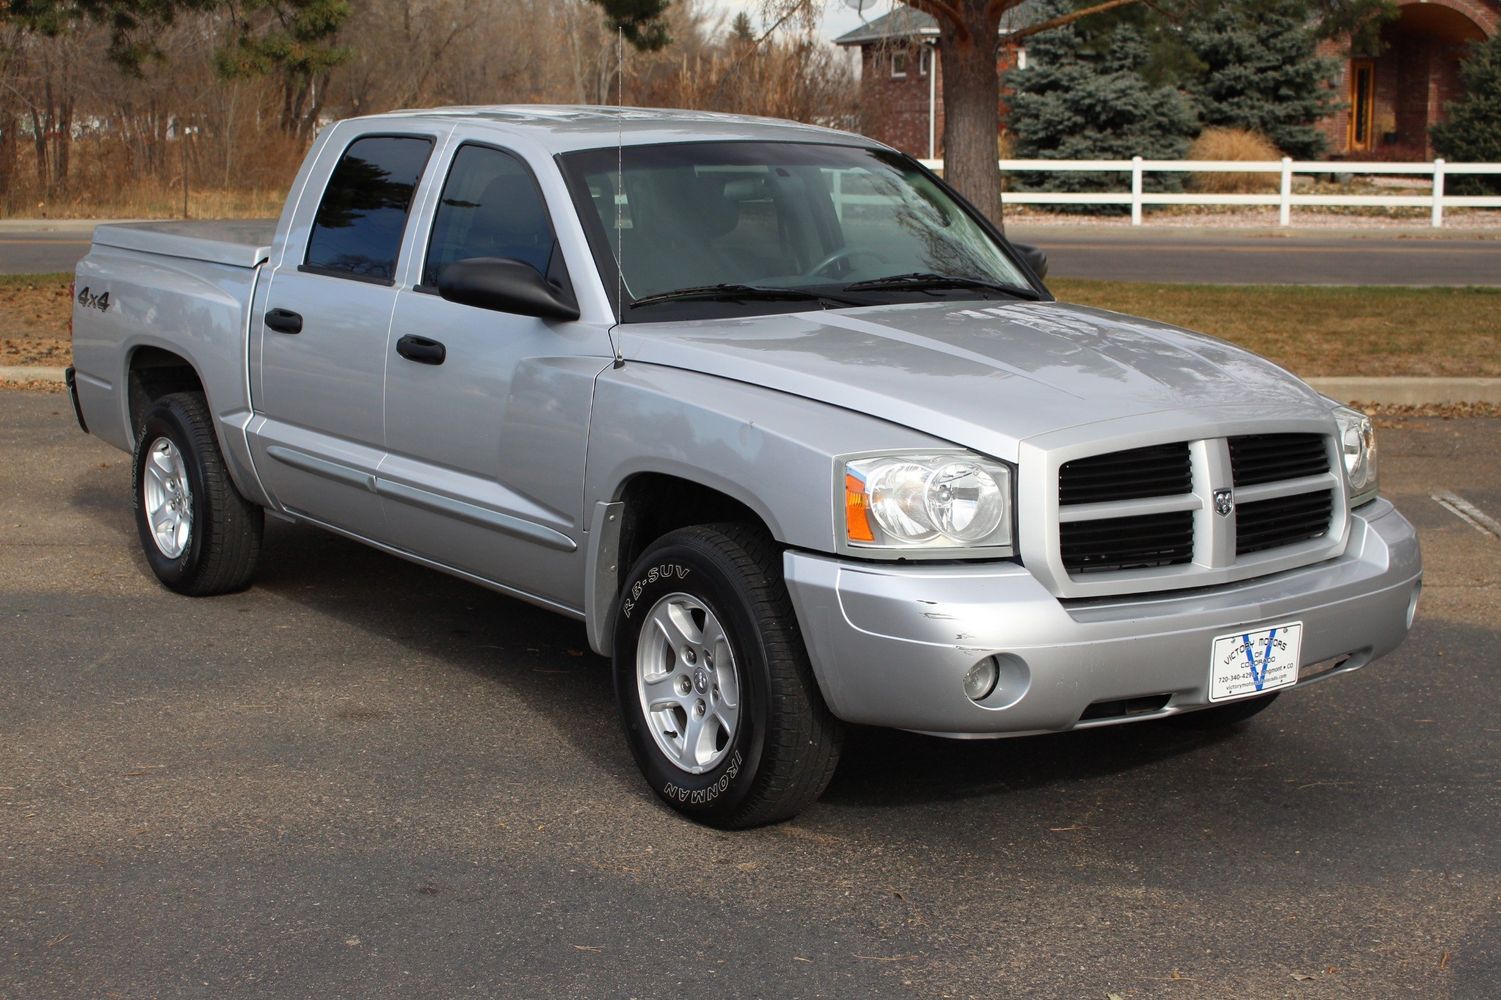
[1333,406,1378,505]
[842,452,1014,556]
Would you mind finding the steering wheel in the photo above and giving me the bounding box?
[808,247,889,278]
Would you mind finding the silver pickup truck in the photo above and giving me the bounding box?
[69,106,1422,827]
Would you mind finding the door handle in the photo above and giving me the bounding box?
[396,334,446,366]
[265,308,303,334]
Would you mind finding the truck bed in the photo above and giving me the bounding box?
[91,220,276,270]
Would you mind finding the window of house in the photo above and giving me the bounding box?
[1016,48,1028,70]
[422,144,557,289]
[304,134,433,284]
[918,47,932,77]
[891,51,908,78]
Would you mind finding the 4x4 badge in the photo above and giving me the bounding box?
[1214,488,1235,517]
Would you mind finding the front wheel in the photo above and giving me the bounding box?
[613,524,842,828]
[132,392,263,595]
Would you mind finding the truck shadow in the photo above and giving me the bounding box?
[63,481,1459,822]
[239,519,1239,809]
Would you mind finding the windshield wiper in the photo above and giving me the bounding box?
[629,284,857,308]
[843,272,1040,300]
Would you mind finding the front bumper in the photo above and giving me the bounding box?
[784,498,1421,737]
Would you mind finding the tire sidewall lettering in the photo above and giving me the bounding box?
[620,563,690,620]
[661,750,743,806]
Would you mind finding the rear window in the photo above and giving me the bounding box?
[304,135,433,284]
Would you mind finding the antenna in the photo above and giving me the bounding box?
[614,25,626,368]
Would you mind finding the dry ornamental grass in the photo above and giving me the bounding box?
[1187,128,1283,195]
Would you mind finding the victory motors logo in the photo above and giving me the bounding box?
[1214,488,1235,517]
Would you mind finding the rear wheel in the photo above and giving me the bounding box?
[613,523,842,828]
[133,392,263,595]
[1168,692,1280,730]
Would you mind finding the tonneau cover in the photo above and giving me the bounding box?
[91,220,275,269]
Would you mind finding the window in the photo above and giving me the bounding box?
[560,142,1031,318]
[423,145,557,288]
[919,47,932,77]
[1349,59,1375,152]
[304,135,433,284]
[891,51,908,78]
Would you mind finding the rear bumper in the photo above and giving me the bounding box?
[783,498,1421,737]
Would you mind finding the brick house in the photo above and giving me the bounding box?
[833,5,1039,159]
[838,1,1499,161]
[1319,0,1499,156]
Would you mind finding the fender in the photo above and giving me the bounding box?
[580,362,947,654]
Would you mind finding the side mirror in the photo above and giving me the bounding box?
[1011,242,1049,281]
[438,257,580,321]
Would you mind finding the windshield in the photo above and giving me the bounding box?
[558,141,1038,320]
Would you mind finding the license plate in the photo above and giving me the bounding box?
[1209,622,1303,702]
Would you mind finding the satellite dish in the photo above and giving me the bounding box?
[843,0,876,15]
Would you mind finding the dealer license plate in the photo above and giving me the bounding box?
[1209,622,1303,702]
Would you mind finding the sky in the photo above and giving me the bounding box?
[697,0,884,44]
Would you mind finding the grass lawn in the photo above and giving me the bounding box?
[1050,279,1501,378]
[4,272,1498,379]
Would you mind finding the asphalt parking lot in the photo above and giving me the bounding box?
[3,391,1499,999]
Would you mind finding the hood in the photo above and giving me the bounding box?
[619,300,1331,461]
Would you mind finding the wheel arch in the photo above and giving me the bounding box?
[126,344,207,445]
[119,339,271,509]
[585,470,775,656]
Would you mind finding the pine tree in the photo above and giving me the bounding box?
[1004,0,1199,208]
[1183,0,1341,158]
[1431,33,1501,195]
[585,0,673,51]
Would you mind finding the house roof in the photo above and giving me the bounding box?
[832,2,1045,46]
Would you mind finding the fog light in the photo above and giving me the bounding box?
[964,657,1000,702]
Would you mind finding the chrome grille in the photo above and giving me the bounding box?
[1230,433,1329,486]
[1236,489,1335,555]
[1044,429,1345,598]
[1060,510,1194,574]
[1059,443,1192,505]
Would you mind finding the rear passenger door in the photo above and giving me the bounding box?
[248,129,440,541]
[378,142,614,609]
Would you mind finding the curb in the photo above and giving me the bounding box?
[6,366,1498,407]
[0,366,67,382]
[1306,377,1501,406]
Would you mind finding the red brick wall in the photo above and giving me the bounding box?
[857,43,1019,159]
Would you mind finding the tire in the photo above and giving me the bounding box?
[613,523,843,828]
[1168,691,1280,730]
[132,391,263,595]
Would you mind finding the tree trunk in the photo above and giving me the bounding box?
[28,105,49,195]
[0,112,16,212]
[938,11,1004,227]
[53,95,72,192]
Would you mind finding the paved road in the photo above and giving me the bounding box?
[3,392,1499,998]
[1008,225,1501,286]
[0,224,95,276]
[3,220,1498,285]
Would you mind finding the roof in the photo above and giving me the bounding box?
[346,105,877,154]
[833,2,1045,46]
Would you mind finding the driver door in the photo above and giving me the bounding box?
[379,143,613,609]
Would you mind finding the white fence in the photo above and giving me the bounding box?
[916,157,1501,227]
